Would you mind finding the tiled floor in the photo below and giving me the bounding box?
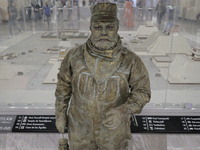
[0,133,200,150]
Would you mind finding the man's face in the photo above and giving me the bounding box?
[8,2,12,6]
[90,21,119,51]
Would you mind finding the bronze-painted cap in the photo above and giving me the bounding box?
[90,3,118,22]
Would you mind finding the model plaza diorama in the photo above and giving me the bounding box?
[0,0,200,149]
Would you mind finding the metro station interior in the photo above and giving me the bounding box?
[0,0,200,149]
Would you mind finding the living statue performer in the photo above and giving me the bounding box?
[55,3,151,150]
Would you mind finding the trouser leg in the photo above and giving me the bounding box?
[159,16,161,25]
[157,14,161,25]
[160,13,164,25]
[160,12,165,24]
[118,139,130,150]
[35,13,38,21]
[70,138,130,150]
[47,16,49,25]
[69,140,98,150]
[13,19,21,32]
[97,139,130,150]
[46,15,50,26]
[8,19,13,35]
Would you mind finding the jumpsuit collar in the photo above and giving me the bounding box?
[84,36,123,84]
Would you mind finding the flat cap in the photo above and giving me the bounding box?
[90,3,118,22]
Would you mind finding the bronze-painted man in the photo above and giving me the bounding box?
[55,3,151,150]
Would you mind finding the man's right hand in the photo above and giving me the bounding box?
[56,120,66,133]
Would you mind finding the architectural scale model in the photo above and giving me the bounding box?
[60,33,68,41]
[132,32,159,52]
[118,23,158,41]
[159,55,200,83]
[43,41,73,54]
[190,47,200,61]
[43,17,150,85]
[148,35,190,54]
[57,29,79,33]
[44,40,73,57]
[44,42,72,83]
[121,38,130,49]
[118,31,137,42]
[131,30,191,55]
[43,62,59,84]
[0,53,18,60]
[130,37,141,44]
[59,49,69,60]
[166,25,180,35]
[135,25,158,39]
[152,55,172,68]
[43,48,61,54]
[58,41,73,49]
[1,2,200,149]
[41,31,89,39]
[48,49,70,63]
[146,21,154,27]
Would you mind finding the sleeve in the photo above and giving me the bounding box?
[115,56,151,119]
[55,52,73,121]
[162,5,166,13]
[14,6,18,17]
[196,13,200,20]
[155,4,158,11]
[8,7,10,15]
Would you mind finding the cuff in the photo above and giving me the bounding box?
[55,100,68,121]
[55,111,67,122]
[115,103,142,120]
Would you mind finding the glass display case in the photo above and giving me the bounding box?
[0,0,200,112]
[1,0,200,150]
[0,0,200,114]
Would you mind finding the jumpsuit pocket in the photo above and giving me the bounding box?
[77,72,95,100]
[98,76,120,104]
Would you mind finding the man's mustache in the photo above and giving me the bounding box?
[94,36,114,42]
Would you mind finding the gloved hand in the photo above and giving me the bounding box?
[102,109,122,130]
[55,102,68,133]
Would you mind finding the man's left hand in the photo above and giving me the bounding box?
[102,109,122,130]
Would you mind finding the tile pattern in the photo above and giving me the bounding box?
[167,134,200,150]
[1,133,200,150]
